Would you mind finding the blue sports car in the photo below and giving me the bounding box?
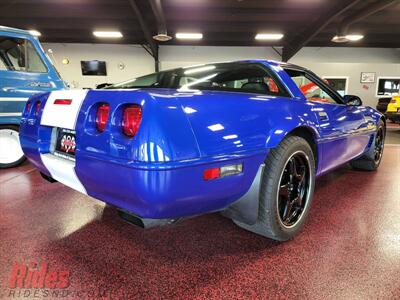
[19,60,385,241]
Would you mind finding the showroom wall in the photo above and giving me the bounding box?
[291,48,400,107]
[42,43,400,107]
[43,43,154,89]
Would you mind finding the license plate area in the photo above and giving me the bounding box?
[53,128,76,161]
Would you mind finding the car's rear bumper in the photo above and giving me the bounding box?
[21,133,267,219]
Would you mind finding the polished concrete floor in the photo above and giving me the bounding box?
[0,142,399,299]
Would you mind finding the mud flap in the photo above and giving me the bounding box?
[222,164,264,225]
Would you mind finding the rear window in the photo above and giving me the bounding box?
[108,62,289,97]
[0,36,47,73]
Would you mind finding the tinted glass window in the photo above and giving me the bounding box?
[0,36,47,73]
[324,78,347,96]
[284,69,339,104]
[108,62,289,97]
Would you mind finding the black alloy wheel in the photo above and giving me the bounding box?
[277,151,311,228]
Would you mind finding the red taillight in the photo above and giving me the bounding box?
[25,102,32,113]
[35,101,41,115]
[122,105,142,137]
[96,103,110,132]
[54,99,72,105]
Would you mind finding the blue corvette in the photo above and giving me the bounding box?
[20,60,385,241]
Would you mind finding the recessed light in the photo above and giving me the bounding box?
[28,30,41,37]
[153,33,172,42]
[176,33,203,40]
[345,34,364,41]
[93,31,123,38]
[255,33,284,40]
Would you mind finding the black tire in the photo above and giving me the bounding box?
[350,120,385,171]
[235,136,315,241]
[0,125,26,169]
[40,172,57,183]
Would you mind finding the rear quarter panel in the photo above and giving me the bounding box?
[174,90,320,157]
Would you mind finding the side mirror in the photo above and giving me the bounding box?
[343,95,363,106]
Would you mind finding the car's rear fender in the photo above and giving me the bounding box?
[176,91,320,152]
[19,92,53,174]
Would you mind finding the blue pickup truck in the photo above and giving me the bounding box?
[0,26,65,168]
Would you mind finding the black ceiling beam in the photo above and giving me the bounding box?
[149,0,168,36]
[282,0,363,62]
[338,0,399,35]
[127,0,159,71]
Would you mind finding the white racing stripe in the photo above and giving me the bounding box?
[40,154,87,194]
[40,90,89,194]
[41,90,88,130]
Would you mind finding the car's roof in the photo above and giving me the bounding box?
[0,26,32,37]
[241,59,308,72]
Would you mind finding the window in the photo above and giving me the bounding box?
[0,55,7,70]
[0,36,47,73]
[284,69,340,104]
[107,62,289,97]
[323,77,348,96]
[112,73,159,88]
[376,78,399,97]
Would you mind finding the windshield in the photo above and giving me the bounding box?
[106,62,289,97]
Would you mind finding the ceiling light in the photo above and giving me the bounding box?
[346,34,364,41]
[93,31,123,38]
[332,35,348,43]
[176,33,203,40]
[332,34,364,43]
[255,33,284,40]
[28,30,41,37]
[153,33,172,42]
